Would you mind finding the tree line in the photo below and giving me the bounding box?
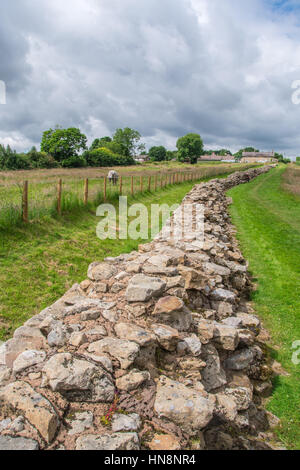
[0,126,289,171]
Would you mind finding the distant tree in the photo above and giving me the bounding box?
[166,150,178,161]
[176,133,203,164]
[41,127,87,164]
[202,149,232,156]
[275,152,284,162]
[90,137,123,155]
[90,137,112,150]
[148,146,167,162]
[0,144,31,170]
[24,146,59,169]
[83,147,135,167]
[234,147,259,161]
[217,149,232,156]
[113,128,145,157]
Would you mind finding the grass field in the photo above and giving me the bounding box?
[0,162,257,229]
[228,164,300,450]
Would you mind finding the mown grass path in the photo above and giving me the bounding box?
[228,165,300,450]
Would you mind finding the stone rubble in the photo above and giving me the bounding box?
[0,166,283,450]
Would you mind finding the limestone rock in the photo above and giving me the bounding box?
[211,289,236,303]
[215,394,238,422]
[116,369,150,392]
[0,436,39,451]
[126,262,142,273]
[42,353,115,402]
[0,418,11,431]
[236,312,261,332]
[151,324,179,351]
[196,320,215,344]
[0,381,59,443]
[85,326,107,337]
[69,332,88,347]
[114,323,156,347]
[204,263,231,277]
[76,433,140,450]
[9,416,25,433]
[115,271,128,281]
[12,350,46,374]
[154,376,214,433]
[179,267,207,291]
[0,366,11,386]
[88,337,140,369]
[153,297,192,332]
[112,413,141,432]
[126,275,166,303]
[225,348,255,371]
[88,262,117,281]
[64,298,104,316]
[148,434,181,451]
[238,330,255,347]
[1,334,47,369]
[183,334,202,356]
[47,325,67,348]
[143,264,178,277]
[213,324,239,351]
[224,387,252,411]
[222,317,243,328]
[111,283,126,293]
[66,411,93,436]
[216,302,233,319]
[153,296,184,315]
[83,354,113,373]
[201,344,227,392]
[80,309,101,321]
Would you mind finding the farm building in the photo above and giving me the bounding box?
[198,152,234,162]
[198,152,223,162]
[240,151,277,163]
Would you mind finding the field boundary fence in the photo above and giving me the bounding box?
[0,164,260,229]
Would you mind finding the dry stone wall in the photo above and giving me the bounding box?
[0,166,282,451]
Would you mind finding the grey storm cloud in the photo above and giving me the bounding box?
[1,0,300,157]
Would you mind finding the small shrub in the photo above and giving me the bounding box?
[83,147,135,167]
[61,154,87,168]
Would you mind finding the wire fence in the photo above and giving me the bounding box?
[0,164,259,229]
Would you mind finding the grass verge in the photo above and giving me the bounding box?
[228,165,300,450]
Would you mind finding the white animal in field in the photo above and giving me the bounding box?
[108,170,119,185]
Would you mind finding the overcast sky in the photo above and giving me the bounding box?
[1,0,300,158]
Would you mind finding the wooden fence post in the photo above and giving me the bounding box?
[57,179,62,215]
[22,181,28,223]
[140,176,143,192]
[131,176,134,196]
[155,175,158,191]
[104,177,107,202]
[84,178,89,205]
[148,176,151,192]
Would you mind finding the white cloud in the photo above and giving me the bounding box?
[0,0,300,158]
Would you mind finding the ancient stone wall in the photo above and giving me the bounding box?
[0,166,281,451]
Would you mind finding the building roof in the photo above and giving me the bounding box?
[199,152,222,161]
[242,151,275,158]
